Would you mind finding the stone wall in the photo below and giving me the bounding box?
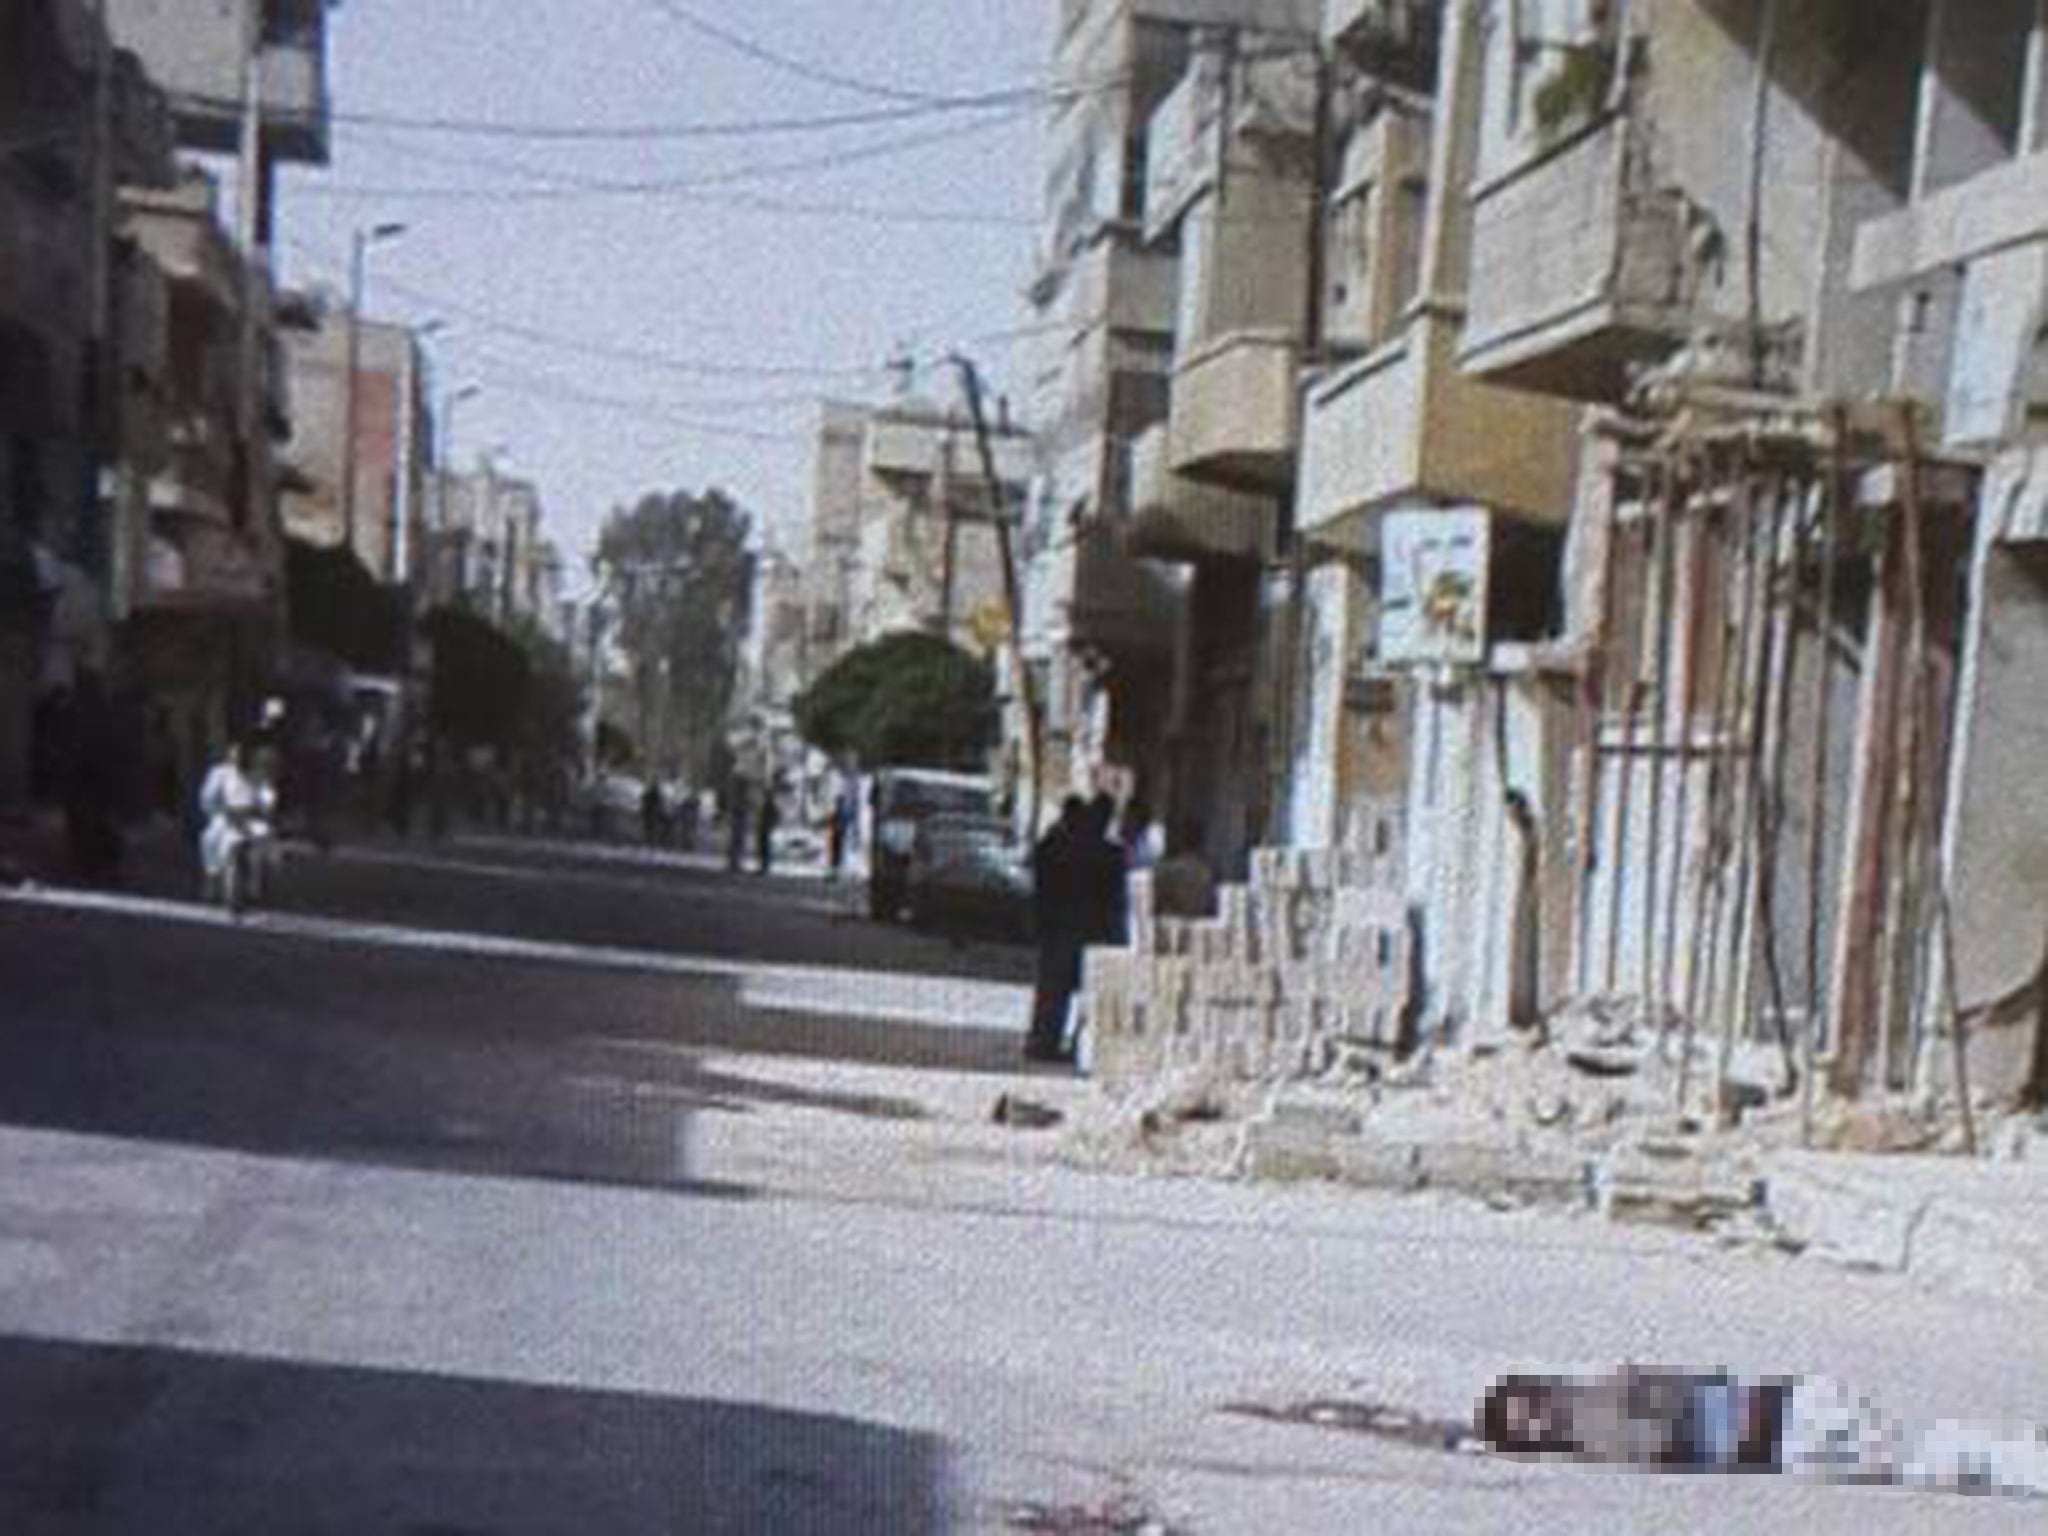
[1084,816,1413,1090]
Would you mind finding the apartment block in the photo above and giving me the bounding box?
[1020,0,1319,868]
[798,391,1031,681]
[275,293,433,585]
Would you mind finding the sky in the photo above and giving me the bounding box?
[277,1,1054,589]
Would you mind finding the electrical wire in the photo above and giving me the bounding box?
[283,239,888,382]
[639,0,968,106]
[296,104,1032,204]
[331,92,1040,143]
[331,127,1036,228]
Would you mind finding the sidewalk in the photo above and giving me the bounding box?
[0,809,195,898]
[1763,1144,2048,1300]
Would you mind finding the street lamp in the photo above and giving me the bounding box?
[341,220,408,570]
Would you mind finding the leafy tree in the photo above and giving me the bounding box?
[794,630,996,771]
[596,488,754,785]
[423,605,530,751]
[285,538,403,673]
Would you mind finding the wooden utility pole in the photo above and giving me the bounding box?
[951,355,1044,835]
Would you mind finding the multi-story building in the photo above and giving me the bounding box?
[426,461,558,632]
[1078,0,2048,1112]
[1,0,126,806]
[115,169,292,809]
[102,0,337,245]
[1019,0,1319,872]
[798,390,1032,680]
[275,293,434,585]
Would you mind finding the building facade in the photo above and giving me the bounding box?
[1074,0,2048,1114]
[276,294,434,586]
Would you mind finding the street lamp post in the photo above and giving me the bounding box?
[341,220,406,570]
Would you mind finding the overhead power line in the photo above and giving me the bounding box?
[283,239,887,382]
[331,92,1037,143]
[297,106,1030,205]
[639,0,968,106]
[334,128,1036,228]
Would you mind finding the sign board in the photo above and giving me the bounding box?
[1378,508,1491,667]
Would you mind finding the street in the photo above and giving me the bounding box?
[0,837,2042,1533]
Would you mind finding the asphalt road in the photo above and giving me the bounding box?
[3,837,2046,1533]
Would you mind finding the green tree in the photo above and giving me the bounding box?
[596,488,754,785]
[794,630,996,770]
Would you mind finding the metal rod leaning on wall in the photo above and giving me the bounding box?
[1660,460,1716,1059]
[1749,471,1809,1106]
[1719,469,1783,1108]
[1640,464,1683,1032]
[1800,414,1845,1147]
[1685,468,1758,1111]
[1602,464,1657,994]
[1575,438,1627,997]
[1894,405,1977,1154]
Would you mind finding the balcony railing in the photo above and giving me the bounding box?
[1167,329,1301,490]
[1459,114,1689,401]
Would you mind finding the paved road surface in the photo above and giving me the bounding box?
[3,838,2045,1532]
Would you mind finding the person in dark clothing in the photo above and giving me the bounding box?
[755,782,781,874]
[640,779,667,847]
[725,779,751,873]
[1080,792,1129,948]
[1026,796,1091,1063]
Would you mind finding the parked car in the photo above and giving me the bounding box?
[867,768,996,921]
[905,814,1032,940]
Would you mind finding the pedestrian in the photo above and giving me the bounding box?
[827,772,858,881]
[1477,1365,2048,1497]
[1025,796,1090,1063]
[640,778,667,847]
[1080,792,1130,948]
[756,779,781,875]
[676,786,701,851]
[725,778,752,873]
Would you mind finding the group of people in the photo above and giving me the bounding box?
[1026,792,1134,1064]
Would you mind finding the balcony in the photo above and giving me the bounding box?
[1459,114,1690,401]
[136,517,269,616]
[112,1,335,166]
[1066,235,1178,336]
[1298,310,1579,543]
[1039,519,1176,661]
[1166,329,1301,491]
[1127,424,1274,563]
[864,412,1032,487]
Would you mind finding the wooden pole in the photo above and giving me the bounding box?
[1800,419,1845,1146]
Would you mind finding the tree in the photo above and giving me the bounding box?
[596,488,754,785]
[422,605,530,752]
[285,538,403,674]
[794,631,996,771]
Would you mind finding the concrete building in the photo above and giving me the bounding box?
[1018,0,1319,867]
[1077,0,2048,1116]
[101,0,337,243]
[115,169,291,809]
[798,390,1032,678]
[275,292,433,585]
[426,461,560,634]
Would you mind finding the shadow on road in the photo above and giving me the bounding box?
[0,905,1042,1200]
[0,1334,951,1534]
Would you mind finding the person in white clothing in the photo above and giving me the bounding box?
[198,740,277,909]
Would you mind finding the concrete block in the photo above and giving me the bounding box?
[1764,1157,1922,1270]
[1332,1140,1428,1193]
[1421,1142,1590,1206]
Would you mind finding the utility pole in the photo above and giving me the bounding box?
[950,355,1044,835]
[86,0,116,590]
[935,425,959,645]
